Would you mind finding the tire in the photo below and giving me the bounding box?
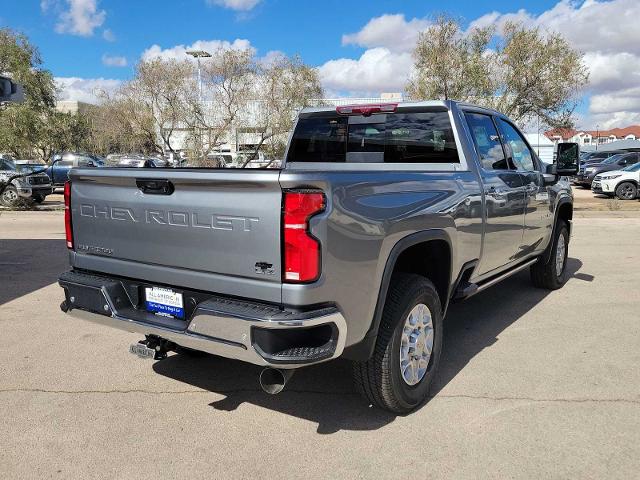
[33,194,46,204]
[615,182,637,200]
[352,273,443,414]
[530,220,569,290]
[1,185,20,207]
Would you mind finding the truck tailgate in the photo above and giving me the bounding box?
[69,168,282,301]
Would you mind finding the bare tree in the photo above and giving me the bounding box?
[240,54,323,166]
[186,48,255,165]
[122,58,193,154]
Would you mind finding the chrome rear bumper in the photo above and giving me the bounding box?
[59,270,346,369]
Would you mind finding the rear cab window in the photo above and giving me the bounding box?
[286,109,459,164]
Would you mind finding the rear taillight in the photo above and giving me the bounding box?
[64,181,73,249]
[282,190,325,283]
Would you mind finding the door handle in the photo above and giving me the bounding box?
[136,178,175,195]
[525,182,539,194]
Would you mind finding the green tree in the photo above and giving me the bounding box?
[0,28,56,111]
[0,28,92,161]
[407,16,589,128]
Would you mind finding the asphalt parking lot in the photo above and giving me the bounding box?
[1,210,639,479]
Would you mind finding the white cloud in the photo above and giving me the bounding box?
[102,54,127,67]
[318,48,413,96]
[342,14,430,53]
[589,87,640,116]
[206,0,261,11]
[470,0,640,56]
[53,0,106,37]
[584,52,640,94]
[141,39,254,62]
[55,77,122,103]
[468,0,640,128]
[102,28,115,42]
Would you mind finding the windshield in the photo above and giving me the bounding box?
[623,162,640,172]
[0,158,16,171]
[601,154,624,164]
[16,164,46,173]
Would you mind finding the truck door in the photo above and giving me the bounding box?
[464,112,526,276]
[496,118,552,258]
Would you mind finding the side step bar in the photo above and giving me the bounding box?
[454,258,538,301]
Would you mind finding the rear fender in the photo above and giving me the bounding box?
[342,229,452,361]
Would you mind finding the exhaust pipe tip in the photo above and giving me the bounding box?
[259,368,294,395]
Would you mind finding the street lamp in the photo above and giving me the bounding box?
[186,50,211,103]
[595,124,599,151]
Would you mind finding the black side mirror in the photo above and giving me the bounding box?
[556,142,579,176]
[0,76,25,103]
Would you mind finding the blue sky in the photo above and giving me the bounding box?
[3,1,640,128]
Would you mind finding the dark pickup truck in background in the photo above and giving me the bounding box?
[574,151,640,187]
[58,100,579,413]
[46,152,104,187]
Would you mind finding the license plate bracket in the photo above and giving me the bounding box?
[145,286,184,319]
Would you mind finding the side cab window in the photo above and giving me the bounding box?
[464,112,509,171]
[496,119,537,172]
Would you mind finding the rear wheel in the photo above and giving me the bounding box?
[33,194,46,203]
[352,273,443,413]
[615,182,637,200]
[530,221,569,290]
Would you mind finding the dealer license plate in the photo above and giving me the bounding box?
[145,287,184,319]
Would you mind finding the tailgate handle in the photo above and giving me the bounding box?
[136,179,174,195]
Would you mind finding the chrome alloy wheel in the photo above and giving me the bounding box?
[2,188,18,204]
[555,233,566,277]
[399,303,434,386]
[618,183,635,199]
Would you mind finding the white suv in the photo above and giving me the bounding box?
[592,162,640,200]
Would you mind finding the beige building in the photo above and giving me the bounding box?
[55,100,96,115]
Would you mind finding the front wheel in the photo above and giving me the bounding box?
[352,273,443,413]
[530,221,569,290]
[615,182,637,200]
[1,185,20,207]
[33,194,46,204]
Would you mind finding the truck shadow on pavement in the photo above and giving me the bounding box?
[153,257,591,434]
[0,238,68,306]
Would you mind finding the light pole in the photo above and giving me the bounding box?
[595,124,599,151]
[186,50,211,103]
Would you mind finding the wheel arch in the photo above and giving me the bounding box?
[543,197,573,264]
[615,179,639,192]
[343,229,453,361]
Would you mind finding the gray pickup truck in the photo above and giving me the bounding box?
[58,101,579,413]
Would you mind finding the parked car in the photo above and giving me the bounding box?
[48,152,104,187]
[58,100,578,413]
[235,151,278,168]
[574,150,627,187]
[592,162,640,200]
[113,157,168,168]
[0,157,53,206]
[581,150,626,162]
[576,152,640,187]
